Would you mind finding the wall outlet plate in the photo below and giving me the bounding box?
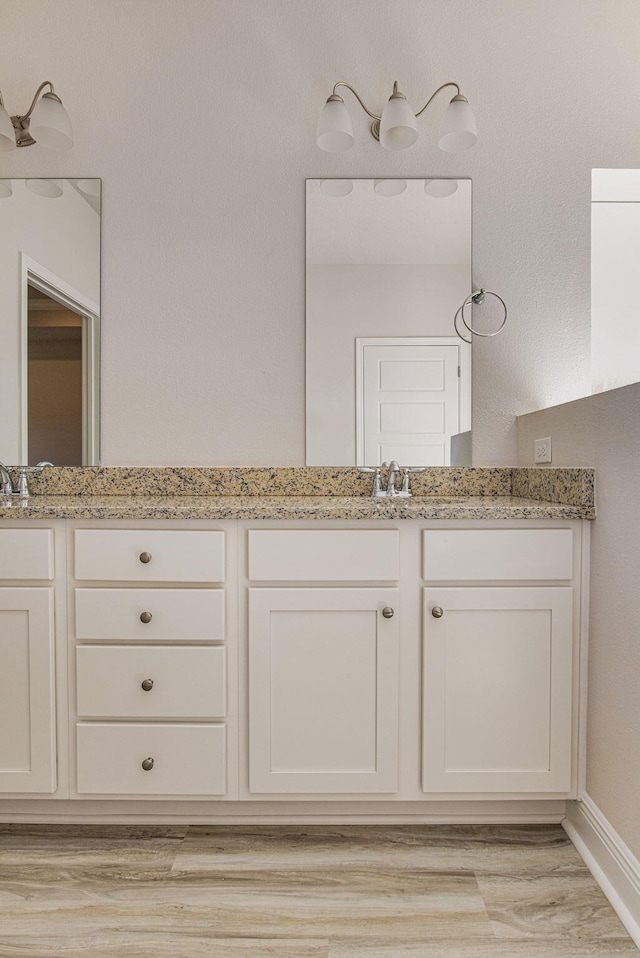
[534,437,552,463]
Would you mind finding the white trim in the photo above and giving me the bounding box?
[355,336,472,466]
[0,798,567,825]
[563,794,640,948]
[20,254,100,466]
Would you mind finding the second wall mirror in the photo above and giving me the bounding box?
[306,177,471,467]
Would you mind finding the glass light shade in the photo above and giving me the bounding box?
[29,93,73,150]
[438,96,477,152]
[379,95,418,151]
[0,179,12,198]
[0,103,16,151]
[316,98,354,152]
[26,178,64,198]
[374,178,407,196]
[424,178,458,197]
[320,179,353,197]
[77,178,100,197]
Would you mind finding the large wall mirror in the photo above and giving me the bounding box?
[306,178,471,466]
[0,178,101,466]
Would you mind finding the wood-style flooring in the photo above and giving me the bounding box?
[0,823,636,956]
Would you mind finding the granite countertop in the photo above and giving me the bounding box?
[0,493,593,521]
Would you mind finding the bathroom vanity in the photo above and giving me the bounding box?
[0,467,594,823]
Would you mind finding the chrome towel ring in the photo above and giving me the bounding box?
[454,288,508,342]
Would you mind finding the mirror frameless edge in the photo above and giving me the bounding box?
[0,178,101,467]
[305,178,472,468]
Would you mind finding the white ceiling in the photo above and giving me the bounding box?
[306,178,471,265]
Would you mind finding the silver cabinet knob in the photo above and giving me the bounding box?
[382,607,394,619]
[141,757,154,771]
[141,679,154,691]
[431,606,444,618]
[140,611,152,624]
[139,551,152,564]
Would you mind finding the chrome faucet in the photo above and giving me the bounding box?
[0,461,14,496]
[359,461,426,498]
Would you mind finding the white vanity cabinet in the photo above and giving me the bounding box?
[422,528,580,795]
[0,529,57,794]
[0,514,588,819]
[70,524,234,799]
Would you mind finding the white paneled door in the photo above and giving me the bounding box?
[423,587,574,794]
[249,588,399,794]
[358,339,464,466]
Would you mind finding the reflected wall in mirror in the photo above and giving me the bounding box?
[306,178,471,467]
[0,178,100,466]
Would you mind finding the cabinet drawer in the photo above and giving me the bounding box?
[0,529,53,580]
[76,646,226,719]
[423,529,574,582]
[75,589,225,641]
[74,530,225,583]
[76,723,226,795]
[248,530,399,581]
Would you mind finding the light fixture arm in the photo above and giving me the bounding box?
[415,81,461,118]
[19,81,59,123]
[331,82,381,121]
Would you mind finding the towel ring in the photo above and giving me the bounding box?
[458,288,508,339]
[453,306,472,344]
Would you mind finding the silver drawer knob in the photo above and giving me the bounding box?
[431,606,444,618]
[141,679,154,691]
[140,611,152,624]
[381,607,394,619]
[141,757,154,771]
[139,551,152,564]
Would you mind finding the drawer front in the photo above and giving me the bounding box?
[75,589,225,641]
[74,530,225,583]
[0,529,53,580]
[423,529,574,582]
[76,723,226,795]
[248,530,399,581]
[76,646,226,719]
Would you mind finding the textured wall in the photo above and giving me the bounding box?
[517,384,640,861]
[1,0,639,464]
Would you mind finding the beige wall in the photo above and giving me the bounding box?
[517,383,640,860]
[3,1,639,464]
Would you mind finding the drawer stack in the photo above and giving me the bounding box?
[72,529,227,797]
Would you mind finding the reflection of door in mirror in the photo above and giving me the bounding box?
[357,338,470,466]
[27,283,99,466]
[0,178,101,466]
[306,178,471,466]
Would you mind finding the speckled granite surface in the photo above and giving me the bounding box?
[0,494,590,521]
[23,466,514,499]
[0,466,595,520]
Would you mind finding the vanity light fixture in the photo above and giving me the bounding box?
[424,178,458,197]
[26,178,64,198]
[0,180,12,198]
[0,82,73,151]
[320,178,354,196]
[317,80,477,153]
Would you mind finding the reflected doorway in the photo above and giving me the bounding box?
[22,264,100,466]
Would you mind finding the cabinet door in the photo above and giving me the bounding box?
[0,588,55,792]
[423,587,573,794]
[249,588,399,794]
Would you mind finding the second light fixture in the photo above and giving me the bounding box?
[317,80,477,153]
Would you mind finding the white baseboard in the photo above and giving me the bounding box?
[564,794,640,949]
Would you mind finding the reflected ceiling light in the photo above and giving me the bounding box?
[317,80,477,153]
[77,179,100,197]
[0,180,12,198]
[320,178,353,197]
[374,179,407,196]
[424,178,458,197]
[26,178,64,198]
[0,82,73,150]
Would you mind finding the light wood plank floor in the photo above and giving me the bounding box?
[0,824,636,957]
